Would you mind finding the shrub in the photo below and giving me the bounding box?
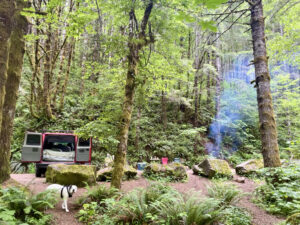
[0,186,57,225]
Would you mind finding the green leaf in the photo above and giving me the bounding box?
[199,20,217,32]
[195,0,227,9]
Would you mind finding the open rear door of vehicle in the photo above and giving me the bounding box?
[21,132,42,162]
[76,138,91,162]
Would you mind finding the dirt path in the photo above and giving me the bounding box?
[10,171,285,225]
[231,174,285,225]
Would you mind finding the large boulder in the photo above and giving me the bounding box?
[235,159,263,175]
[97,165,137,181]
[143,162,187,181]
[46,164,96,187]
[199,159,233,178]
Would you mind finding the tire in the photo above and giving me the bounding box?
[35,166,42,177]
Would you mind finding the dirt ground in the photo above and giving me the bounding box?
[9,171,285,225]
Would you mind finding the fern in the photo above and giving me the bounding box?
[207,182,242,206]
[0,187,57,225]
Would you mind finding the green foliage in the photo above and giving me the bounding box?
[75,184,120,207]
[0,187,57,225]
[221,206,252,225]
[254,164,300,216]
[77,182,251,225]
[207,182,242,206]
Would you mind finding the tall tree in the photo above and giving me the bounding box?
[0,0,15,134]
[0,0,28,183]
[111,0,154,189]
[248,0,281,167]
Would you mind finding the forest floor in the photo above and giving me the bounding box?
[10,170,285,225]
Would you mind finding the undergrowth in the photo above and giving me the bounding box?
[77,182,251,225]
[0,186,57,225]
[254,164,300,216]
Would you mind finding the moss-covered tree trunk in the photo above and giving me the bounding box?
[43,27,53,119]
[248,0,281,167]
[193,25,201,127]
[59,40,75,111]
[0,0,28,183]
[111,1,154,189]
[0,0,15,135]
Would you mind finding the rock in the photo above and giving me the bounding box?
[234,177,245,183]
[235,159,264,175]
[286,213,300,225]
[143,162,187,181]
[97,167,113,181]
[96,165,137,181]
[199,159,233,178]
[46,164,96,187]
[192,165,203,175]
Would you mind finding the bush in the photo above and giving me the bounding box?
[254,164,300,216]
[0,186,57,225]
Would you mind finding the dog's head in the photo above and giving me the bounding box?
[70,185,77,194]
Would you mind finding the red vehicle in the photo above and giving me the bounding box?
[21,131,92,177]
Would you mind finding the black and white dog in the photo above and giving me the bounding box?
[46,184,78,212]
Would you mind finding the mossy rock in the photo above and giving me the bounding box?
[143,162,187,181]
[192,165,204,175]
[286,213,300,225]
[96,165,137,182]
[46,164,96,187]
[235,159,264,175]
[199,159,233,179]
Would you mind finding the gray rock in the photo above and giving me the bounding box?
[235,159,263,175]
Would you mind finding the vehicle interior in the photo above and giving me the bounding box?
[42,135,75,162]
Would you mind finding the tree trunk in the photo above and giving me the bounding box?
[135,106,141,157]
[194,71,200,127]
[52,45,66,108]
[161,90,167,130]
[111,1,153,189]
[59,40,75,111]
[43,27,53,119]
[0,0,14,134]
[214,38,222,149]
[111,45,138,189]
[249,0,281,167]
[29,19,41,118]
[193,25,201,127]
[0,0,28,183]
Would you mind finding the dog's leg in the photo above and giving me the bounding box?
[64,198,69,212]
[62,202,65,209]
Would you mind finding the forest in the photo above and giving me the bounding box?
[0,0,299,224]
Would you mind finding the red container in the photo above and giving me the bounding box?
[161,157,168,165]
